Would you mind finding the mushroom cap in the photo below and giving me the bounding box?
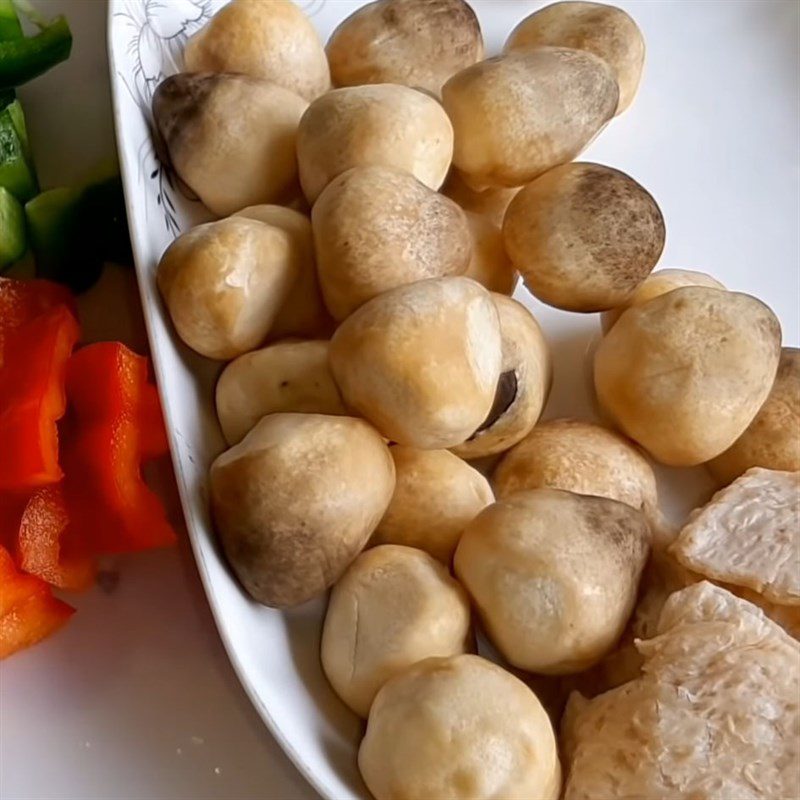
[210,413,395,608]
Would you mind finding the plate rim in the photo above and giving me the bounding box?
[105,4,336,797]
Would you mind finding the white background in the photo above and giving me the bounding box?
[1,1,798,799]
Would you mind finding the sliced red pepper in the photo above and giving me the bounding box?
[138,382,169,460]
[0,304,79,490]
[15,484,95,591]
[0,545,73,659]
[0,493,24,550]
[63,342,175,554]
[0,276,75,365]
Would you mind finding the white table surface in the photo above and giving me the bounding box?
[1,1,798,799]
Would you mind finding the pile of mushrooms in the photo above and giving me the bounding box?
[151,1,798,799]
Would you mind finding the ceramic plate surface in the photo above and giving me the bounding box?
[107,2,800,798]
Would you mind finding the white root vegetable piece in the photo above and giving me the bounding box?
[503,162,665,312]
[210,413,395,608]
[359,654,562,800]
[296,84,454,203]
[493,418,660,535]
[442,169,520,228]
[156,217,297,360]
[312,166,471,320]
[234,205,334,340]
[321,545,471,717]
[601,268,725,332]
[561,582,800,800]
[372,447,494,564]
[329,277,502,449]
[669,468,800,606]
[152,73,307,216]
[594,286,782,466]
[708,348,800,484]
[505,1,645,114]
[451,295,551,458]
[326,0,483,96]
[183,0,330,101]
[462,212,517,295]
[441,49,618,190]
[454,489,649,674]
[215,340,346,445]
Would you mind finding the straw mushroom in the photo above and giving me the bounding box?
[321,545,471,717]
[183,0,329,101]
[452,295,551,459]
[312,166,471,320]
[359,654,562,800]
[503,162,665,312]
[327,0,483,96]
[594,287,782,466]
[152,73,307,216]
[441,49,618,190]
[505,2,645,114]
[372,447,494,564]
[156,217,297,360]
[296,84,454,203]
[210,413,395,608]
[329,277,502,449]
[455,489,650,673]
[215,340,346,445]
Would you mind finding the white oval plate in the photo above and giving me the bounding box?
[107,2,799,798]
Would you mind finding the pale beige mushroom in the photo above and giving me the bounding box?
[442,169,521,228]
[326,0,483,96]
[153,73,307,216]
[215,340,346,445]
[184,0,330,101]
[451,295,551,459]
[462,212,518,295]
[234,205,334,339]
[454,488,650,674]
[594,287,782,466]
[601,268,726,332]
[312,166,471,320]
[441,49,618,190]
[372,446,494,563]
[210,413,395,608]
[503,162,665,312]
[321,545,471,717]
[505,2,645,114]
[156,217,297,360]
[296,84,454,203]
[329,277,502,449]
[493,418,660,532]
[707,348,800,484]
[359,654,562,800]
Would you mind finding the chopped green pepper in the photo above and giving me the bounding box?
[25,174,133,293]
[0,101,37,201]
[0,10,71,89]
[0,0,23,41]
[0,185,25,268]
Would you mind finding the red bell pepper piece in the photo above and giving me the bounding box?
[0,545,74,659]
[15,484,95,591]
[0,276,75,366]
[0,304,79,490]
[63,342,175,554]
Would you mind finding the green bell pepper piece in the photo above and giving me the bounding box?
[25,174,133,293]
[0,14,71,89]
[0,101,37,201]
[0,0,22,41]
[0,184,25,269]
